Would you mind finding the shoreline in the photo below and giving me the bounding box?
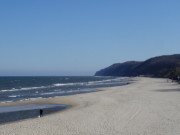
[0,76,131,104]
[0,79,134,125]
[0,77,180,135]
[0,78,134,107]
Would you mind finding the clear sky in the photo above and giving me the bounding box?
[0,0,180,76]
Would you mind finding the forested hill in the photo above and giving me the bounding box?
[95,54,180,80]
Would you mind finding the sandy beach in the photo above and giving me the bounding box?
[0,77,180,135]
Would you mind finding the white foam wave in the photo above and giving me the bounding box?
[52,78,124,87]
[8,95,20,98]
[0,100,13,103]
[53,80,116,87]
[53,82,84,87]
[40,88,91,96]
[19,97,43,102]
[53,83,70,86]
[0,86,47,92]
[40,91,65,95]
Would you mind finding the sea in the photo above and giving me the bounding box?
[0,76,131,103]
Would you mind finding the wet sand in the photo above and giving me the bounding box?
[0,104,69,124]
[0,77,180,135]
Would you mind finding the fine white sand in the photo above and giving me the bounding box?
[0,77,180,135]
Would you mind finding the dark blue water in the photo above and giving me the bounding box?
[0,76,130,103]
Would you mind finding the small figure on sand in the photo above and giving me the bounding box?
[39,109,43,117]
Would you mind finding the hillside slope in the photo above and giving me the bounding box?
[95,54,180,79]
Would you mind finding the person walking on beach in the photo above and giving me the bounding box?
[39,109,43,117]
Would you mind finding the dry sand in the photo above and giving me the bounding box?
[0,77,180,135]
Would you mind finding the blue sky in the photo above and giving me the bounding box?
[0,0,180,76]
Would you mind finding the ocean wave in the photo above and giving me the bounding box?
[40,91,65,95]
[53,82,84,87]
[8,95,20,98]
[53,83,72,86]
[40,89,91,96]
[19,97,43,102]
[0,86,47,92]
[0,100,13,103]
[52,78,124,87]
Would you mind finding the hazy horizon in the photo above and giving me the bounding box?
[1,0,180,76]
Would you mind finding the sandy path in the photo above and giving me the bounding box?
[0,77,180,135]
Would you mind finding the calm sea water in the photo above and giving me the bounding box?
[0,76,130,103]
